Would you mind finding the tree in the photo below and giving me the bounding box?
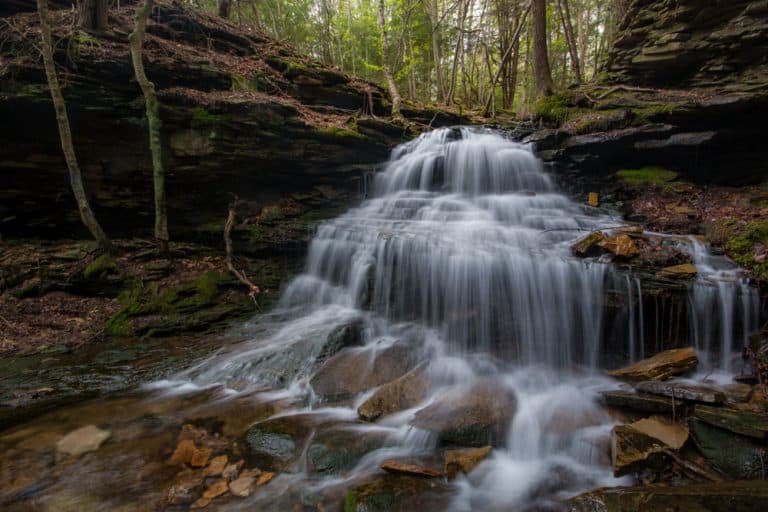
[77,0,108,31]
[129,0,170,253]
[36,0,112,251]
[218,0,232,18]
[531,0,554,96]
[377,0,403,121]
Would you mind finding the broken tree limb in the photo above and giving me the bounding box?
[224,198,261,310]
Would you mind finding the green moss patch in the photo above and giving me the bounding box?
[725,220,768,280]
[617,167,678,186]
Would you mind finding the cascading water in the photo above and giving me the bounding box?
[167,127,759,510]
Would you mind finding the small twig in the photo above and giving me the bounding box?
[224,196,261,311]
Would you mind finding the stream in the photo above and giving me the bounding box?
[0,127,760,511]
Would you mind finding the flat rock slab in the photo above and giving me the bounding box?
[694,404,768,439]
[56,424,111,457]
[358,366,430,421]
[601,390,684,414]
[608,347,698,383]
[380,460,443,478]
[635,380,726,404]
[611,425,669,477]
[629,416,688,450]
[567,481,768,512]
[444,446,492,480]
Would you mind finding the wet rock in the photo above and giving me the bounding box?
[203,455,228,477]
[191,496,211,509]
[169,439,197,465]
[244,413,330,471]
[444,446,492,480]
[344,474,454,512]
[567,481,768,512]
[608,347,698,383]
[628,416,688,449]
[380,460,444,478]
[222,460,245,480]
[598,234,640,258]
[202,478,229,499]
[657,263,698,279]
[306,426,393,475]
[358,367,430,421]
[694,404,768,439]
[310,340,420,400]
[166,469,204,505]
[611,425,669,477]
[635,380,726,404]
[411,379,516,447]
[602,390,684,414]
[228,475,254,498]
[256,471,275,485]
[691,419,768,479]
[55,424,111,457]
[572,231,606,257]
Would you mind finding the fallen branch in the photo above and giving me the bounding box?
[224,197,260,311]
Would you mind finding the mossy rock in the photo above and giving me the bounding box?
[343,474,454,512]
[616,167,678,186]
[691,419,768,480]
[533,93,580,124]
[316,125,367,141]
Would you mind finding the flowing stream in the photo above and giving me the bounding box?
[1,127,761,511]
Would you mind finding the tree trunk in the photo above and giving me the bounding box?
[218,0,231,18]
[532,0,554,97]
[377,0,403,121]
[483,1,530,116]
[446,0,468,105]
[129,0,169,253]
[557,0,581,82]
[428,0,445,103]
[77,0,108,31]
[37,0,112,251]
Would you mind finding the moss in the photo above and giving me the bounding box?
[231,74,266,92]
[343,490,357,512]
[316,125,367,140]
[260,204,287,223]
[617,167,678,186]
[533,93,578,124]
[725,221,768,280]
[13,280,42,299]
[83,254,117,280]
[634,103,676,122]
[194,270,221,305]
[190,107,224,127]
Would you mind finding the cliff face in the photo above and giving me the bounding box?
[0,2,461,247]
[606,0,768,91]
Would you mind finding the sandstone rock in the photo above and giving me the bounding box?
[657,263,697,279]
[191,497,211,509]
[380,460,444,478]
[608,347,698,382]
[572,231,605,257]
[598,234,640,258]
[229,474,256,497]
[635,380,726,404]
[310,340,420,400]
[256,472,275,486]
[222,460,245,480]
[628,416,688,449]
[444,446,492,479]
[691,419,768,480]
[190,446,212,468]
[411,379,516,447]
[358,367,430,421]
[611,425,668,477]
[202,479,229,499]
[203,455,228,477]
[166,469,204,505]
[169,439,197,465]
[694,404,768,439]
[56,425,111,457]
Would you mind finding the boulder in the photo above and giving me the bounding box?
[444,446,492,480]
[56,425,111,457]
[611,425,669,477]
[635,380,726,404]
[691,419,768,480]
[244,413,331,472]
[693,404,768,439]
[567,481,768,512]
[310,340,420,400]
[657,263,698,279]
[306,426,393,475]
[411,379,516,447]
[608,347,698,382]
[358,367,430,421]
[598,234,640,258]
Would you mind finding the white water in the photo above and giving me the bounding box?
[164,127,759,510]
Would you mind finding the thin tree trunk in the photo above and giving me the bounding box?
[557,0,581,82]
[377,0,403,121]
[218,0,231,18]
[129,0,169,253]
[532,0,554,97]
[446,0,468,105]
[483,1,530,116]
[320,0,333,65]
[37,0,112,251]
[428,0,445,102]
